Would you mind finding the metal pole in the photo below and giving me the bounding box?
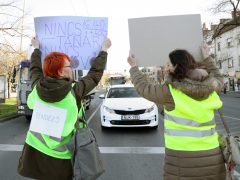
[20,0,25,52]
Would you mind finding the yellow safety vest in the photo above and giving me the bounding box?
[26,84,84,159]
[164,84,222,151]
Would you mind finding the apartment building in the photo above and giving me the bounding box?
[140,66,163,84]
[203,13,240,91]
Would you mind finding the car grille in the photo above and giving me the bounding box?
[110,120,151,125]
[114,109,145,115]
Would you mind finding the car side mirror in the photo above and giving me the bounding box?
[98,94,105,99]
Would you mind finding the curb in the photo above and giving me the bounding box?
[0,114,21,123]
[219,92,240,98]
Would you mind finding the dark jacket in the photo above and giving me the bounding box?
[129,56,226,180]
[30,49,107,109]
[18,49,108,180]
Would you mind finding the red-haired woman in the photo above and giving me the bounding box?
[18,37,111,180]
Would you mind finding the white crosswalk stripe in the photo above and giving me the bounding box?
[0,145,239,178]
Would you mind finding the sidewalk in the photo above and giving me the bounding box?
[219,91,240,98]
[0,113,20,123]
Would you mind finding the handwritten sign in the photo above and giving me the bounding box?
[34,16,108,70]
[128,14,203,67]
[29,101,67,138]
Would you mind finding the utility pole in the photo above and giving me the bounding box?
[20,0,25,53]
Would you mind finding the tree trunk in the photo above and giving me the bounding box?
[7,76,10,99]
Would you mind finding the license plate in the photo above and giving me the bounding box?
[121,115,140,120]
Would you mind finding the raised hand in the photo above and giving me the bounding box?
[31,36,40,49]
[101,38,111,52]
[201,42,209,59]
[127,52,138,67]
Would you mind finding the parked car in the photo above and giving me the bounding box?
[99,84,158,129]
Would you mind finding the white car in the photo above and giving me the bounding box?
[99,84,158,129]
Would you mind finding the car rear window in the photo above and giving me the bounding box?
[107,87,140,98]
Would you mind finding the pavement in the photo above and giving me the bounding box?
[0,113,20,123]
[220,91,240,98]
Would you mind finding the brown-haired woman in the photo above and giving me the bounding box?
[127,44,226,180]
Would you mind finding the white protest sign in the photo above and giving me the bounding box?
[128,14,203,67]
[34,16,108,70]
[29,101,67,138]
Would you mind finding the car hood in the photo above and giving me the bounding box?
[103,98,155,110]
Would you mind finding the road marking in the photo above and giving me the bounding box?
[1,144,239,177]
[215,114,240,121]
[0,144,23,151]
[87,102,102,124]
[99,147,165,154]
[0,144,165,154]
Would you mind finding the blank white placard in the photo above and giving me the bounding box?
[128,14,203,67]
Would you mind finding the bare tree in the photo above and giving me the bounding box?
[0,0,31,98]
[100,73,110,87]
[211,0,240,21]
[0,0,30,54]
[0,46,27,98]
[211,0,240,38]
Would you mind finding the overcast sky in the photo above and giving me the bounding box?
[21,0,231,71]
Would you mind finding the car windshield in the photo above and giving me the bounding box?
[20,67,30,83]
[107,87,140,98]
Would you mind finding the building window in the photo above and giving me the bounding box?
[217,60,222,69]
[227,37,233,47]
[228,57,233,68]
[217,42,221,51]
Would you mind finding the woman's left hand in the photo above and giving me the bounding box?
[187,68,208,81]
[31,36,40,49]
[127,52,138,67]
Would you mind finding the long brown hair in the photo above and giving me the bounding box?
[169,49,198,81]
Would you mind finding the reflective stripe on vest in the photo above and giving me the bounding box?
[165,128,216,137]
[165,113,216,127]
[26,84,84,157]
[163,84,222,151]
[29,101,84,153]
[30,131,70,152]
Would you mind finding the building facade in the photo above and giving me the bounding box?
[203,14,240,91]
[214,25,240,91]
[140,67,163,84]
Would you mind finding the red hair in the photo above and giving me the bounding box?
[43,52,70,78]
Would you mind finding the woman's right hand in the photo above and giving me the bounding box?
[201,42,209,59]
[101,38,111,52]
[31,37,40,49]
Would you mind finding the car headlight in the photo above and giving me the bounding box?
[145,105,154,113]
[18,106,24,110]
[103,106,115,114]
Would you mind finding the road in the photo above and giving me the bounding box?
[0,90,239,180]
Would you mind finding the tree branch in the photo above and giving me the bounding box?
[0,2,24,12]
[0,12,19,18]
